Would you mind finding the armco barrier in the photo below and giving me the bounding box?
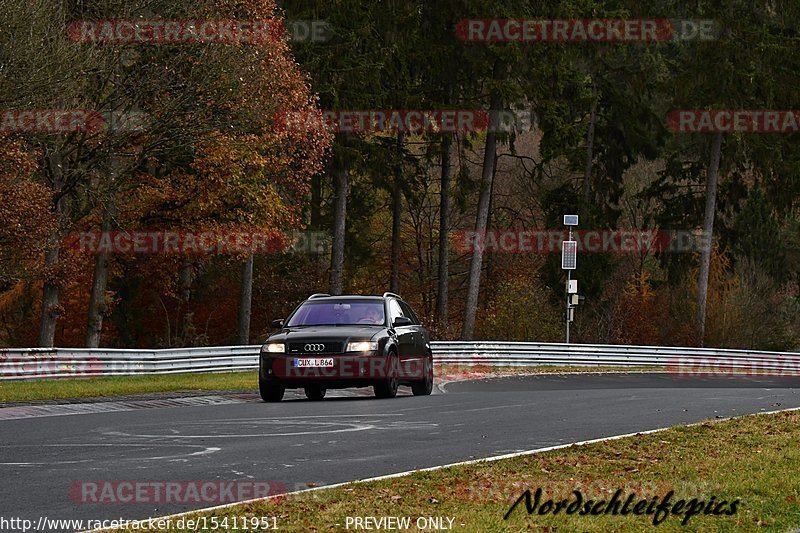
[1,342,799,381]
[0,346,260,381]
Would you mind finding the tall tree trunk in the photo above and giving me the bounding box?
[310,173,322,229]
[238,254,254,344]
[582,81,597,207]
[177,259,193,345]
[85,203,114,347]
[462,69,503,339]
[329,168,348,295]
[390,132,404,293]
[38,247,61,348]
[434,134,452,335]
[415,239,427,309]
[696,131,723,346]
[38,151,66,348]
[484,159,498,298]
[87,71,126,348]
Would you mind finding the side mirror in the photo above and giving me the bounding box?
[271,319,284,329]
[392,317,413,327]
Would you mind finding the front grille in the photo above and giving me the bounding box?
[287,342,344,355]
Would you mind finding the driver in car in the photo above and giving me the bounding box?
[358,307,383,325]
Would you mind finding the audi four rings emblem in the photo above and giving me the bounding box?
[304,344,325,352]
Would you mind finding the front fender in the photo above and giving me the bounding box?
[380,334,398,357]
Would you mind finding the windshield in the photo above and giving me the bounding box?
[286,301,386,327]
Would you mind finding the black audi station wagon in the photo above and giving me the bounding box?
[258,293,433,401]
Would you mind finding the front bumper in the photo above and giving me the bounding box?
[260,353,425,389]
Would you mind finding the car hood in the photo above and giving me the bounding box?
[267,326,385,342]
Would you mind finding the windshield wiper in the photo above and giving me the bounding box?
[290,323,368,327]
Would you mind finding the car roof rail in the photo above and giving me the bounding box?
[307,293,331,299]
[382,292,403,300]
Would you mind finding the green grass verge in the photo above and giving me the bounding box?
[110,409,800,532]
[0,365,664,403]
[0,371,256,403]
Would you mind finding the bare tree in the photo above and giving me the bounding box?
[238,255,254,344]
[696,131,724,345]
[434,134,452,335]
[85,203,114,347]
[38,150,67,347]
[390,133,404,293]
[462,105,501,338]
[582,77,598,207]
[330,168,348,295]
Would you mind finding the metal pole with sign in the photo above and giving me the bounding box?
[562,215,579,343]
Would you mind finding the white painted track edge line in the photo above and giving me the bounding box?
[82,404,800,532]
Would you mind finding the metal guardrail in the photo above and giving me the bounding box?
[1,342,799,381]
[0,346,260,381]
[432,342,800,372]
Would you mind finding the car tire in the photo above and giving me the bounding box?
[304,386,327,401]
[411,353,433,396]
[259,377,285,402]
[374,352,399,399]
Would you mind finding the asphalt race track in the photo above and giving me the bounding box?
[2,373,800,531]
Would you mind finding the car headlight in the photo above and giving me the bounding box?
[346,341,378,352]
[262,343,285,353]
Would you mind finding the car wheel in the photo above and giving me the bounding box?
[374,352,399,399]
[411,353,433,396]
[304,386,327,401]
[259,377,285,402]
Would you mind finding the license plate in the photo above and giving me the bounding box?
[293,358,334,368]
